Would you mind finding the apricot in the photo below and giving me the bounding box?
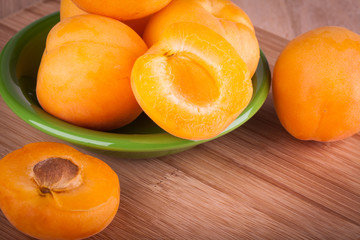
[60,0,87,20]
[131,22,253,140]
[273,26,360,142]
[71,0,172,20]
[37,14,148,131]
[60,0,151,36]
[0,142,120,239]
[143,0,260,77]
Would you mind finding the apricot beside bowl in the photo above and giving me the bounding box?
[0,12,271,159]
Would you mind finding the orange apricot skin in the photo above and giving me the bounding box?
[131,22,252,140]
[59,0,150,36]
[273,26,360,142]
[60,0,87,20]
[37,15,148,131]
[72,0,172,20]
[0,142,120,240]
[143,0,259,76]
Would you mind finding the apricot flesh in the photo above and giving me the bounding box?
[131,22,253,140]
[0,142,120,240]
[143,0,260,77]
[37,14,147,131]
[72,0,172,20]
[273,26,360,141]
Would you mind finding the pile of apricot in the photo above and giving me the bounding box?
[2,1,360,240]
[37,0,260,140]
[1,1,262,239]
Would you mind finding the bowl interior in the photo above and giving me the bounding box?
[0,12,271,157]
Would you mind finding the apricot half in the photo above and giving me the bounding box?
[37,14,147,131]
[71,0,172,20]
[143,0,260,77]
[273,26,360,141]
[0,142,120,240]
[131,22,253,140]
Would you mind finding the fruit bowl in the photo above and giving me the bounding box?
[0,12,271,159]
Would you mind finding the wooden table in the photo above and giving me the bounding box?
[0,0,359,239]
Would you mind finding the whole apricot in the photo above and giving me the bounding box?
[60,0,151,36]
[0,142,120,240]
[60,0,87,20]
[37,14,147,131]
[273,26,360,142]
[131,22,252,140]
[143,0,260,77]
[71,0,172,20]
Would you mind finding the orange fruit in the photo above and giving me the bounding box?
[60,0,87,20]
[60,0,151,36]
[0,142,120,239]
[37,15,147,131]
[273,26,360,142]
[131,22,252,140]
[143,0,259,77]
[71,0,172,20]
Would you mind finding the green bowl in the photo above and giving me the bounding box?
[0,12,271,159]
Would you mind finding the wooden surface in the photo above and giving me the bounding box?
[0,0,360,239]
[0,0,40,18]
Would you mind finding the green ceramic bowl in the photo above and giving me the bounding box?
[0,12,271,158]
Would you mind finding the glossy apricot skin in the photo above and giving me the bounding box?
[273,26,360,142]
[143,0,260,77]
[60,0,150,36]
[131,22,253,140]
[0,142,120,240]
[72,0,172,20]
[37,14,148,131]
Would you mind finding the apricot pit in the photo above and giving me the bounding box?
[31,157,82,194]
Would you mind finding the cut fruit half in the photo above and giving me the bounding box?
[131,22,253,140]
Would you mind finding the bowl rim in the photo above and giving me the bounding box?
[0,12,271,153]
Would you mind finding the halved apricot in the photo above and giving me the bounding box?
[143,0,260,77]
[131,22,253,140]
[0,142,120,239]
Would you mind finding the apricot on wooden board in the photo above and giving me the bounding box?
[143,0,260,77]
[72,0,172,20]
[273,26,360,141]
[131,22,253,140]
[0,142,120,240]
[60,0,151,36]
[37,14,148,131]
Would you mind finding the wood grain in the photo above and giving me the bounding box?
[0,0,360,239]
[233,0,360,40]
[0,0,40,18]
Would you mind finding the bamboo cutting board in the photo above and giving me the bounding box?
[0,0,359,239]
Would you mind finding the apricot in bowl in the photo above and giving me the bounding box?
[37,14,147,131]
[60,0,151,36]
[0,12,271,158]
